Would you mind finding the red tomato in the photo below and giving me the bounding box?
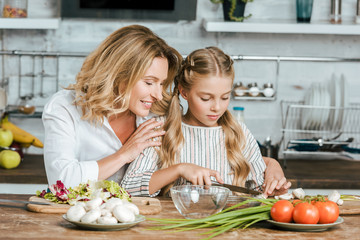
[314,201,339,224]
[293,202,319,224]
[292,199,302,206]
[270,200,294,223]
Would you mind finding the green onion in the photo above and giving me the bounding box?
[341,195,360,201]
[147,198,276,240]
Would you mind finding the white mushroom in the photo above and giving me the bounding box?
[85,197,103,211]
[75,201,86,208]
[328,190,341,204]
[278,192,294,200]
[97,216,118,225]
[123,202,139,215]
[292,188,306,199]
[113,205,135,223]
[80,208,101,223]
[104,197,123,211]
[66,205,86,222]
[190,190,199,203]
[255,194,267,199]
[337,198,344,206]
[101,208,112,217]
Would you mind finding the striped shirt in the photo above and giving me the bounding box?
[121,120,266,197]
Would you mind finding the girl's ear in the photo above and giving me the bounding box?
[178,85,188,100]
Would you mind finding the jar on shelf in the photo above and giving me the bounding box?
[233,82,248,97]
[232,106,245,123]
[3,0,28,18]
[17,94,35,115]
[263,83,275,97]
[248,83,260,97]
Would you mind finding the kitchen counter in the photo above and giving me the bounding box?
[0,154,47,184]
[1,155,360,189]
[0,194,359,239]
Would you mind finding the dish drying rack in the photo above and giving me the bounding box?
[280,100,360,166]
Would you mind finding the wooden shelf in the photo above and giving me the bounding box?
[0,18,60,29]
[203,18,360,35]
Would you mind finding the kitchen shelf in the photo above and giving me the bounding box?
[233,96,275,101]
[0,18,60,29]
[203,18,360,35]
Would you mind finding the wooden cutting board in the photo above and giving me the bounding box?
[26,196,162,215]
[339,200,360,215]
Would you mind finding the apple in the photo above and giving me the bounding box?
[0,128,13,148]
[0,150,21,169]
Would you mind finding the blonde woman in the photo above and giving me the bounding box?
[42,25,182,188]
[121,47,290,197]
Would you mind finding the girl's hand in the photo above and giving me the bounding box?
[263,157,291,197]
[263,177,292,197]
[178,163,224,186]
[117,118,165,164]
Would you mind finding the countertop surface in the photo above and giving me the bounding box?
[1,155,360,189]
[0,194,359,239]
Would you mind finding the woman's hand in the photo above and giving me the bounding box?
[178,163,224,186]
[263,157,291,197]
[117,118,165,164]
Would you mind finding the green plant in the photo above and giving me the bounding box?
[210,0,253,22]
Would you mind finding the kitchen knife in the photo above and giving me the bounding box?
[0,199,51,205]
[211,181,262,195]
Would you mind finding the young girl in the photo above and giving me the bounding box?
[121,47,290,197]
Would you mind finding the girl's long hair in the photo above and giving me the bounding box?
[160,47,250,193]
[67,25,182,124]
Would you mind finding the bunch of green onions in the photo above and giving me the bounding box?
[148,198,277,240]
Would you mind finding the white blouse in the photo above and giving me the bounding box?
[42,89,148,188]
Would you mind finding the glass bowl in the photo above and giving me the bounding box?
[225,194,261,209]
[170,185,230,219]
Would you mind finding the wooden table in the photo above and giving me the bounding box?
[0,194,359,239]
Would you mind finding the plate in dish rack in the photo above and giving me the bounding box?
[267,216,343,232]
[62,214,145,231]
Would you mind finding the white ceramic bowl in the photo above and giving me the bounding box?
[170,185,230,219]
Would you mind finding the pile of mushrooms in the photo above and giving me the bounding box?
[275,188,343,206]
[66,197,139,224]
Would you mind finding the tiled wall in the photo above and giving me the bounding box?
[1,0,359,155]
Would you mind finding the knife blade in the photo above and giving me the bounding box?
[0,199,51,205]
[211,181,262,195]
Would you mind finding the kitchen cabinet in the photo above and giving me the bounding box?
[203,19,360,35]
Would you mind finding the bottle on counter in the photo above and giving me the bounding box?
[233,106,245,123]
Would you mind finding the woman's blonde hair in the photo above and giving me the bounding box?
[160,46,250,193]
[67,25,182,124]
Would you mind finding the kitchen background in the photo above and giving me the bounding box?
[0,0,359,160]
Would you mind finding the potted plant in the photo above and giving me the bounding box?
[210,0,253,22]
